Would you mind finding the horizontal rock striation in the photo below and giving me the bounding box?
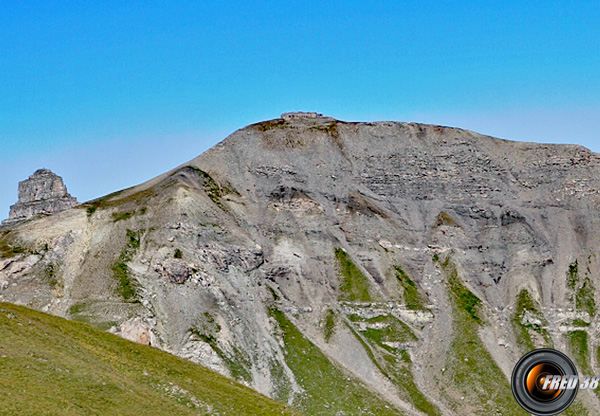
[3,169,77,225]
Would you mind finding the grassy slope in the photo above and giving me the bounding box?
[437,258,527,415]
[0,302,303,416]
[268,307,403,416]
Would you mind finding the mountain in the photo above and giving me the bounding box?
[1,113,600,415]
[0,302,301,415]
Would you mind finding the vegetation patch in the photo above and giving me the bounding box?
[312,121,339,137]
[511,289,552,351]
[0,235,26,258]
[268,358,293,404]
[173,248,183,259]
[82,188,155,218]
[435,211,459,227]
[267,286,280,301]
[253,119,286,131]
[566,259,597,317]
[112,211,133,222]
[348,314,417,349]
[334,248,374,302]
[86,202,100,218]
[436,256,524,414]
[0,302,301,416]
[344,318,439,415]
[323,309,336,342]
[111,229,145,300]
[189,313,251,383]
[187,166,233,211]
[268,306,401,415]
[43,262,60,288]
[393,265,427,310]
[567,260,579,289]
[576,276,596,317]
[567,330,591,374]
[441,258,482,322]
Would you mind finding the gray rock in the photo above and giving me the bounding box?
[156,259,192,284]
[3,169,77,225]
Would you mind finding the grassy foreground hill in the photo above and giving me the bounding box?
[0,302,303,416]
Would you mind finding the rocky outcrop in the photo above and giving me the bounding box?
[3,169,78,225]
[155,259,192,284]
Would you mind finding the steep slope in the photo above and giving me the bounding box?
[2,114,600,415]
[0,302,302,415]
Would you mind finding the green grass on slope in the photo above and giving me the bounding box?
[511,289,552,352]
[111,229,145,300]
[268,307,403,416]
[0,303,303,416]
[438,258,528,415]
[335,248,374,302]
[344,317,440,416]
[567,330,592,375]
[393,266,427,311]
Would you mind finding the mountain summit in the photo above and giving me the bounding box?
[1,116,599,415]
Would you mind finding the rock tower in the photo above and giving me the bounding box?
[3,169,78,225]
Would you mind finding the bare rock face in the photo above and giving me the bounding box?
[3,169,78,225]
[118,317,156,346]
[156,259,192,284]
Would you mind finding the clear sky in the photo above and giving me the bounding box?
[1,1,599,218]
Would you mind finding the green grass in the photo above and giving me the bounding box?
[253,119,286,131]
[0,235,26,258]
[187,166,233,211]
[111,229,145,300]
[393,265,427,310]
[86,202,100,218]
[334,248,374,302]
[511,289,552,351]
[188,313,251,383]
[0,302,302,416]
[567,260,578,288]
[268,307,403,415]
[43,262,60,288]
[576,276,596,317]
[348,314,417,350]
[567,330,591,374]
[344,314,439,415]
[112,211,134,222]
[437,257,527,415]
[323,309,336,342]
[443,258,482,322]
[566,259,597,317]
[563,401,590,416]
[435,211,459,227]
[174,248,183,259]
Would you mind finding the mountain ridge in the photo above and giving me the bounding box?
[1,115,600,415]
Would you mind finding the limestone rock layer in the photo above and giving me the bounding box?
[3,169,77,225]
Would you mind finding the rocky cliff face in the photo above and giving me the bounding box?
[1,117,599,415]
[3,169,78,226]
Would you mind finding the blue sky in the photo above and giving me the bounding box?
[1,1,599,217]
